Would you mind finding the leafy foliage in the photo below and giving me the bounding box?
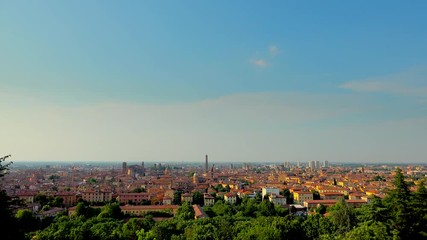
[329,198,357,236]
[0,155,24,240]
[177,201,195,220]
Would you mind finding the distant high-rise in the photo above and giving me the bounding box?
[205,155,208,174]
[315,160,320,169]
[309,161,315,170]
[122,162,127,174]
[244,163,249,171]
[141,161,146,176]
[323,160,329,168]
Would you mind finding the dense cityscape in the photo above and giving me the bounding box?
[1,155,426,239]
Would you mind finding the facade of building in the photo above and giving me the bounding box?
[66,205,179,217]
[117,193,151,204]
[55,192,78,207]
[14,191,36,204]
[261,187,280,200]
[81,190,112,203]
[181,193,193,203]
[224,192,237,204]
[268,194,287,205]
[293,191,313,205]
[203,194,215,206]
[304,199,367,208]
[163,196,173,205]
[320,192,344,200]
[122,205,178,216]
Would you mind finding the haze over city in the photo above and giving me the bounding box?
[1,1,427,163]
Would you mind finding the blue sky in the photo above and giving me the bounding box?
[1,1,427,163]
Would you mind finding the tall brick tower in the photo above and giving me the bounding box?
[205,154,208,174]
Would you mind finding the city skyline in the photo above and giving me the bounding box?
[1,1,427,163]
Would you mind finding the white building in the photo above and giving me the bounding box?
[262,187,280,201]
[269,194,287,205]
[224,193,237,204]
[81,190,112,203]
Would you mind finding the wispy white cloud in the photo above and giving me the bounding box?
[249,45,280,68]
[268,45,279,56]
[341,66,427,97]
[251,58,268,68]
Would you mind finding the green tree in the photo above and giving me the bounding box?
[173,191,182,205]
[148,219,180,240]
[185,222,217,240]
[118,217,155,240]
[303,214,335,239]
[240,198,257,217]
[235,217,281,240]
[373,175,384,182]
[0,155,22,240]
[177,201,195,220]
[258,215,306,240]
[356,196,388,223]
[255,191,262,202]
[343,221,392,240]
[329,198,357,236]
[98,203,122,219]
[51,196,64,207]
[75,202,101,218]
[211,200,233,216]
[193,192,204,205]
[34,193,49,207]
[312,190,321,200]
[49,175,60,182]
[213,184,225,192]
[34,215,83,240]
[90,220,122,240]
[0,155,12,178]
[258,200,276,216]
[131,187,146,193]
[409,179,427,238]
[280,188,294,204]
[316,204,327,215]
[16,209,40,234]
[212,216,236,240]
[383,168,412,239]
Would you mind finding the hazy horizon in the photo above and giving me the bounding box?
[8,159,427,166]
[1,1,427,164]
